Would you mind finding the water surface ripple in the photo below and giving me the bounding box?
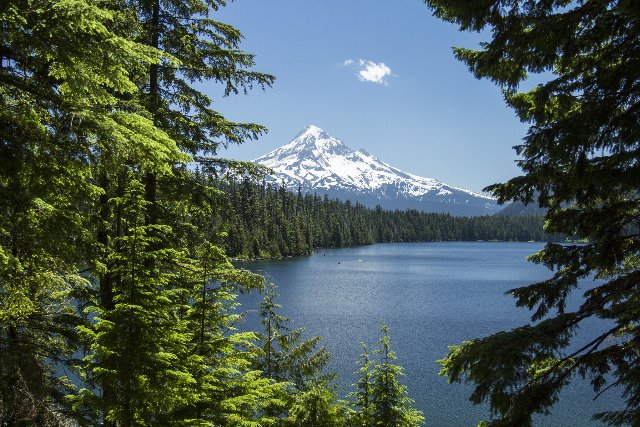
[237,242,621,427]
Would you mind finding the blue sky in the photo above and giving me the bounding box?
[209,0,529,192]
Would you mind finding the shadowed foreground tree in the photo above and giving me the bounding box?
[425,0,640,425]
[1,0,281,424]
[0,0,170,423]
[257,283,331,388]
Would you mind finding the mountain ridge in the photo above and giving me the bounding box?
[254,125,500,216]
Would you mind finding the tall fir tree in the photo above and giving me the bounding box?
[178,242,285,426]
[347,343,375,427]
[256,283,332,390]
[286,383,347,427]
[71,0,278,423]
[0,0,175,423]
[425,0,640,425]
[2,0,282,425]
[254,282,339,426]
[369,323,424,427]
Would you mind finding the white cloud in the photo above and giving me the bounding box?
[343,58,393,85]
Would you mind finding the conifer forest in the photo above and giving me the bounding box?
[1,0,639,426]
[0,0,424,424]
[214,177,557,259]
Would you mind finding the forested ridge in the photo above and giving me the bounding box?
[211,176,559,259]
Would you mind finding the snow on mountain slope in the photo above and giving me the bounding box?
[254,125,500,216]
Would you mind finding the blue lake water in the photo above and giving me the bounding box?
[235,242,622,426]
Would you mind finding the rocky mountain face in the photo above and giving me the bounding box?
[254,125,500,216]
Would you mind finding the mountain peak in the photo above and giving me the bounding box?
[254,126,499,215]
[304,124,323,133]
[294,125,334,143]
[280,125,349,157]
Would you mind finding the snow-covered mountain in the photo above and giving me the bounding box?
[254,125,500,216]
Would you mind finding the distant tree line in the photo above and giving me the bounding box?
[208,176,561,259]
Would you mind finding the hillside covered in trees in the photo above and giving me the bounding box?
[211,176,559,259]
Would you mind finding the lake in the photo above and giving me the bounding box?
[235,242,622,426]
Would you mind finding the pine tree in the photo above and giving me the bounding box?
[348,343,375,427]
[3,0,285,424]
[71,0,277,423]
[77,173,200,425]
[0,0,175,423]
[0,0,279,424]
[426,0,640,425]
[180,242,285,426]
[256,283,332,389]
[368,323,424,427]
[133,0,275,160]
[255,283,338,425]
[258,283,290,381]
[286,382,347,427]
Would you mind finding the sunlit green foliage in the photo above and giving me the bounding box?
[1,0,278,424]
[286,383,348,427]
[1,0,426,425]
[347,344,375,427]
[254,283,336,425]
[0,0,170,422]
